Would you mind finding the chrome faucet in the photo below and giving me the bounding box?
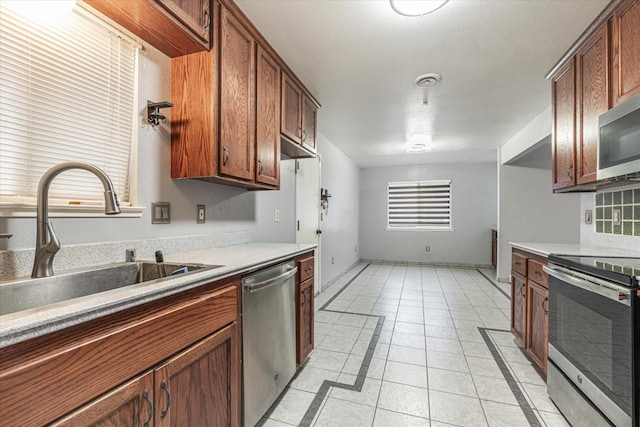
[31,162,121,278]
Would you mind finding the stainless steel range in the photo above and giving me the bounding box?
[544,256,640,427]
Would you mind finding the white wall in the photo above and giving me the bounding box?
[497,161,581,280]
[0,37,295,252]
[359,163,497,266]
[317,133,360,287]
[579,192,640,251]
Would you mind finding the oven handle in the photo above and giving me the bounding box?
[543,265,631,306]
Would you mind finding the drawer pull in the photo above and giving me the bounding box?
[160,380,171,419]
[142,389,153,427]
[533,270,542,276]
[514,261,521,266]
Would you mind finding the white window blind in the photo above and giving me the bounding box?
[0,3,138,208]
[387,180,452,229]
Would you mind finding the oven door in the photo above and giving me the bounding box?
[545,265,633,426]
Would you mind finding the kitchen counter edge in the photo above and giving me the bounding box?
[509,242,640,258]
[0,243,316,348]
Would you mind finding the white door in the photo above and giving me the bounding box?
[295,156,322,294]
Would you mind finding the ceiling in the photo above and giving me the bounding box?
[235,0,609,168]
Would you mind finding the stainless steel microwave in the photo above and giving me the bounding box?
[597,93,640,180]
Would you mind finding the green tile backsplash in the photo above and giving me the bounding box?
[595,187,640,236]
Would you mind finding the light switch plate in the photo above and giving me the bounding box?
[197,205,205,224]
[152,202,171,224]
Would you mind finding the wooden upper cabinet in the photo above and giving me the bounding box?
[611,0,640,106]
[84,0,210,57]
[302,95,318,151]
[576,24,609,185]
[281,73,303,144]
[219,6,255,182]
[155,0,211,44]
[255,45,281,188]
[552,59,576,191]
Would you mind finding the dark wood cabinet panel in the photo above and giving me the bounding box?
[281,73,303,144]
[255,45,281,188]
[51,372,154,427]
[491,229,497,268]
[297,278,314,365]
[155,0,211,43]
[0,281,238,426]
[302,95,318,152]
[84,0,209,57]
[576,24,609,185]
[155,323,240,427]
[611,0,640,105]
[552,59,577,190]
[219,6,255,181]
[510,272,527,345]
[526,280,549,374]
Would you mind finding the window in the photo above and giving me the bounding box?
[0,2,139,215]
[387,180,452,230]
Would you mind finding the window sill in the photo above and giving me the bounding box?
[0,203,145,218]
[386,227,455,232]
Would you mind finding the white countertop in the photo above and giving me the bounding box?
[509,242,640,258]
[0,243,315,348]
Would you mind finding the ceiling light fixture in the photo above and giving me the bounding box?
[390,0,449,17]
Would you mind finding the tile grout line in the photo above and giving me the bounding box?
[478,327,542,427]
[476,269,510,300]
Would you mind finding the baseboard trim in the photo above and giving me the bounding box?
[360,258,493,269]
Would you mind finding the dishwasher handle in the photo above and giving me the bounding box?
[244,266,298,293]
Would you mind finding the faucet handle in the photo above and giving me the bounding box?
[45,221,60,255]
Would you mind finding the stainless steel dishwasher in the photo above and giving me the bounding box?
[242,261,298,427]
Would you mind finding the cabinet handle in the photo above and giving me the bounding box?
[514,260,521,266]
[142,389,153,427]
[223,146,229,166]
[567,164,573,179]
[258,160,263,175]
[542,297,549,315]
[520,283,525,297]
[302,129,307,142]
[160,380,171,419]
[203,7,210,31]
[533,270,541,277]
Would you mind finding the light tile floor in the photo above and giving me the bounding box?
[259,262,570,427]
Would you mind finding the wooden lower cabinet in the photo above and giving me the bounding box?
[510,272,527,345]
[297,277,314,364]
[526,280,549,374]
[0,280,241,427]
[510,248,549,374]
[296,253,315,364]
[51,372,155,427]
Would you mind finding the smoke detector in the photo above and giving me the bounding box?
[414,73,442,88]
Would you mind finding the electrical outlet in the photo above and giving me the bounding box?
[354,245,357,252]
[425,246,430,252]
[331,257,335,264]
[274,209,280,222]
[197,205,205,224]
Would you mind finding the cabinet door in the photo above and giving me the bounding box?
[611,0,640,106]
[281,73,302,144]
[296,278,314,364]
[155,322,240,427]
[552,59,576,190]
[50,372,154,427]
[510,272,526,345]
[219,7,255,181]
[155,0,211,44]
[526,280,549,374]
[302,95,317,152]
[255,45,281,187]
[576,24,609,185]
